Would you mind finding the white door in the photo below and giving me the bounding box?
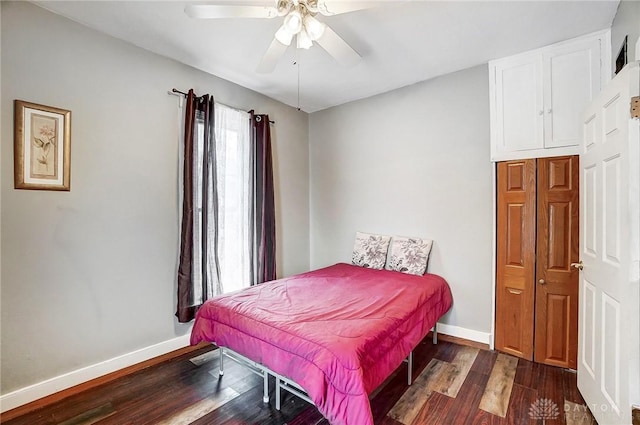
[578,62,640,424]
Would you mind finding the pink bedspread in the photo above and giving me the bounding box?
[190,263,452,425]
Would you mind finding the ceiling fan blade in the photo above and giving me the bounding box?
[317,1,390,16]
[185,4,278,19]
[256,38,289,73]
[316,25,361,67]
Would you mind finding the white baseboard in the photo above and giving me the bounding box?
[0,334,191,413]
[436,323,492,346]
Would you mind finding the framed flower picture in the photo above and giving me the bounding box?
[14,100,71,191]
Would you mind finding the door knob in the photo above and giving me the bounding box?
[538,279,546,285]
[571,261,584,270]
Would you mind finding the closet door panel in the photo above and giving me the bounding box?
[496,160,537,360]
[534,156,579,368]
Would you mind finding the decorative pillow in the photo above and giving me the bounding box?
[385,236,433,275]
[351,232,391,270]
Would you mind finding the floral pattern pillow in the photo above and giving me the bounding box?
[352,232,391,270]
[385,237,433,275]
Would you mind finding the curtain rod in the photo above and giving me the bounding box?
[171,88,275,124]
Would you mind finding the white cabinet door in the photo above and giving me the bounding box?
[544,37,601,149]
[493,53,544,153]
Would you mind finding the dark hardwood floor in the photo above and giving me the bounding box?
[1,338,595,425]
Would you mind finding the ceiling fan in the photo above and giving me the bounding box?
[185,0,380,73]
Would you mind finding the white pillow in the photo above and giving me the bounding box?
[385,236,433,275]
[351,232,391,270]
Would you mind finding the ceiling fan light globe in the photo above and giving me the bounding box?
[276,0,291,16]
[297,29,313,49]
[305,0,319,13]
[303,14,325,40]
[275,25,294,46]
[284,10,303,34]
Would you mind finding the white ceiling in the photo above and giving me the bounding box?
[34,0,619,112]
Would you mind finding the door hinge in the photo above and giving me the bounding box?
[632,96,640,119]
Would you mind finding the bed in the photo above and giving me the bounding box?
[190,262,453,425]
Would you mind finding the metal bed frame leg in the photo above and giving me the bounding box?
[432,325,438,345]
[219,347,224,376]
[407,351,413,386]
[275,377,281,410]
[262,370,269,403]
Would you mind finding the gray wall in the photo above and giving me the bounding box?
[611,0,640,69]
[308,65,493,335]
[0,1,309,394]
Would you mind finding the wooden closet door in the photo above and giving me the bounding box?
[496,160,537,360]
[534,156,579,368]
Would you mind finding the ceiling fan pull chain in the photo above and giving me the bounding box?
[296,50,301,111]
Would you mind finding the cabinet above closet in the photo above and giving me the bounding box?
[489,30,611,162]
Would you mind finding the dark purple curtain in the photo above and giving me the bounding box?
[176,91,219,322]
[251,113,277,284]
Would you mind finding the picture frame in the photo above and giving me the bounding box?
[14,100,71,191]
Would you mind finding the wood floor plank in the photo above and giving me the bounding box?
[472,409,507,425]
[387,359,447,425]
[228,373,263,395]
[564,401,596,425]
[193,385,281,425]
[478,353,519,417]
[433,341,459,363]
[111,370,227,423]
[514,358,543,389]
[208,360,258,391]
[283,406,324,425]
[435,346,479,398]
[505,383,538,425]
[190,348,219,367]
[471,349,499,376]
[411,391,455,425]
[441,371,487,424]
[540,361,566,422]
[57,403,115,425]
[377,416,406,425]
[155,387,240,425]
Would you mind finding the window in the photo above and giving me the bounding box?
[177,93,274,323]
[193,104,251,296]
